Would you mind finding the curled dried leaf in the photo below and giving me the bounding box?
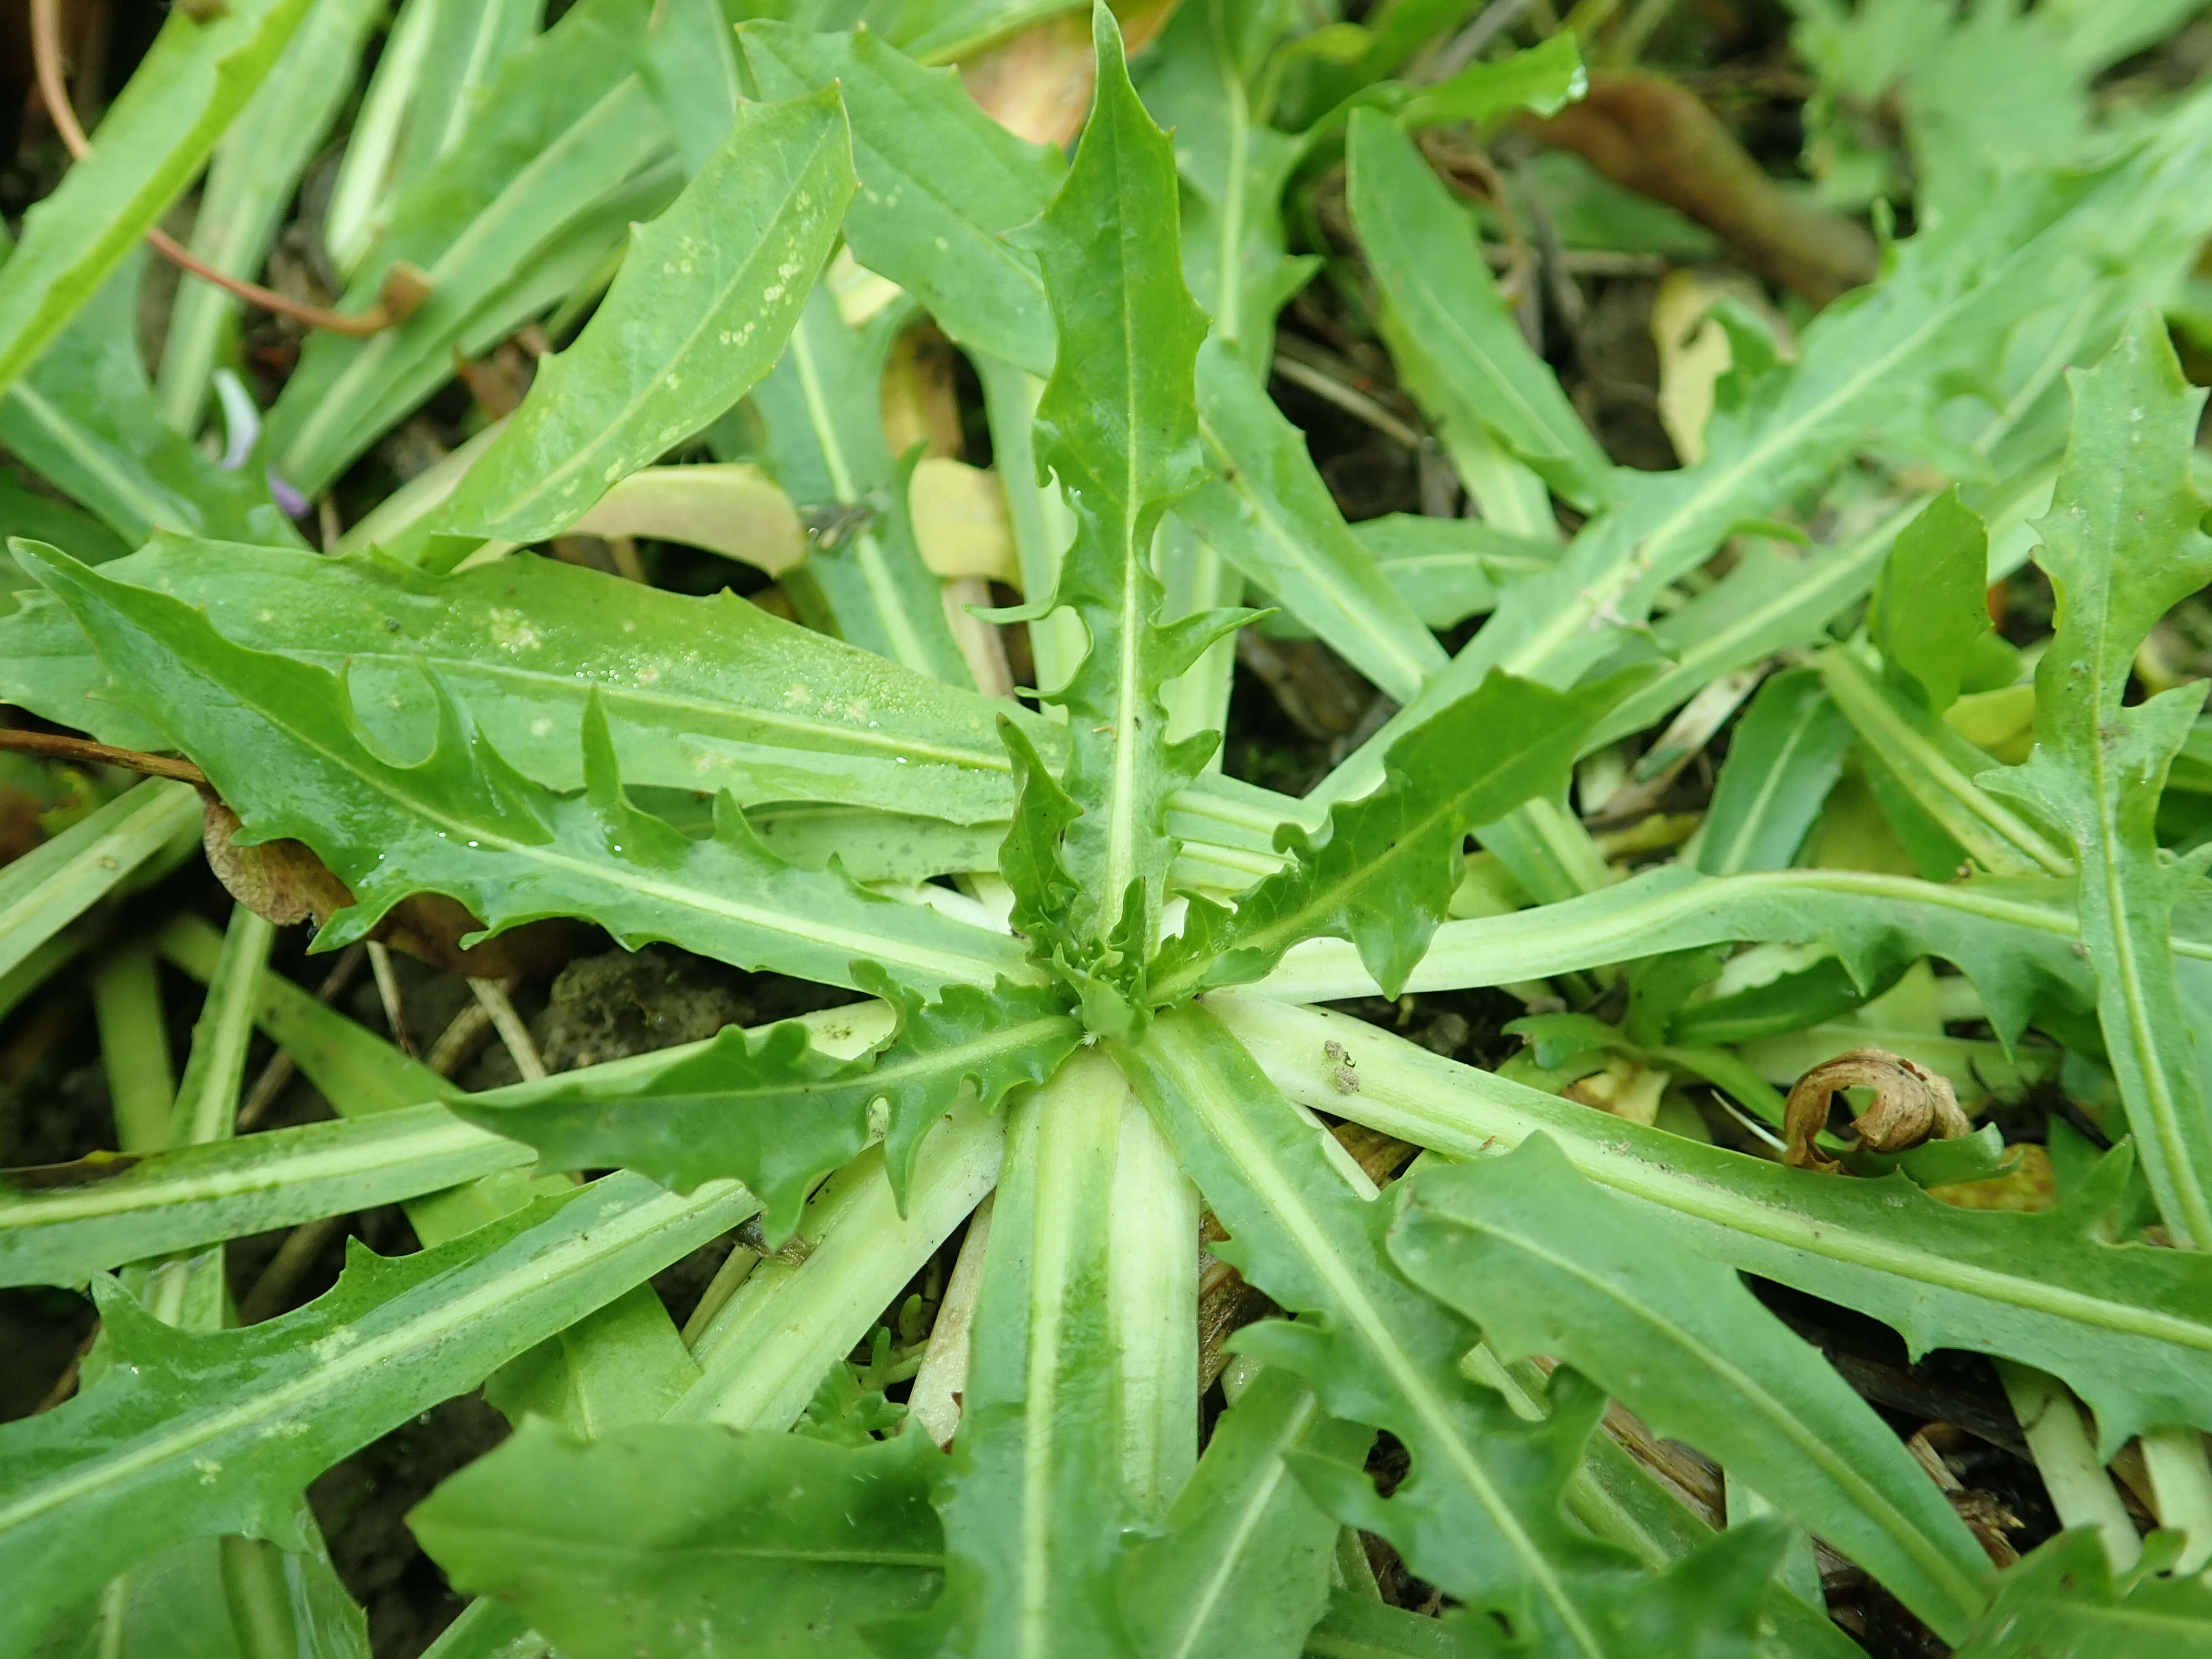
[200,796,575,978]
[1783,1046,1973,1173]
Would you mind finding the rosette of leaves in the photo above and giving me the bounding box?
[7,3,2212,1657]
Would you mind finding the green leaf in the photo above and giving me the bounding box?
[1139,0,1313,363]
[1696,669,1853,876]
[1114,1006,1772,1658]
[1345,109,1614,514]
[1011,7,1238,971]
[1118,1366,1367,1659]
[267,0,671,494]
[1868,487,1990,716]
[1154,670,1625,1003]
[0,0,314,398]
[307,159,687,499]
[455,975,1078,1240]
[436,87,855,544]
[1324,95,2212,805]
[410,1420,945,1659]
[1180,343,1447,705]
[1301,1590,1459,1658]
[640,0,742,176]
[0,1102,524,1291]
[1950,1528,2212,1658]
[1258,862,2105,1051]
[737,21,1063,374]
[1397,32,1587,128]
[1583,504,1919,753]
[747,289,975,685]
[672,1111,1005,1434]
[0,255,301,552]
[0,535,1033,821]
[1391,1138,1993,1640]
[0,779,202,984]
[21,544,1033,997]
[901,1049,1167,1659]
[154,0,387,435]
[1348,512,1560,632]
[1985,315,2212,1245]
[997,716,1086,968]
[0,1173,754,1652]
[321,0,541,273]
[1218,990,2212,1454]
[1817,648,2072,878]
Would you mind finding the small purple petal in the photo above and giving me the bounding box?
[266,468,311,518]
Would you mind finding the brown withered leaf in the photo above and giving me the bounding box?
[1783,1046,1973,1173]
[961,0,1182,146]
[200,795,576,978]
[1524,72,1878,307]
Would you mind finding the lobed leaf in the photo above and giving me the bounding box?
[1220,991,2212,1453]
[22,544,1033,997]
[1949,1528,2212,1658]
[1114,1006,1776,1658]
[1984,316,2212,1244]
[1155,670,1623,1004]
[0,536,1030,823]
[1391,1138,1992,1640]
[0,1173,754,1651]
[436,87,855,544]
[455,975,1078,1241]
[1009,7,1237,982]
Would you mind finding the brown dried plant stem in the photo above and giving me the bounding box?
[29,0,420,339]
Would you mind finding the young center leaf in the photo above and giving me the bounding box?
[19,545,1033,997]
[1984,315,2212,1246]
[1153,669,1626,1003]
[1005,5,1248,994]
[435,86,855,545]
[1391,1136,1994,1642]
[453,975,1079,1241]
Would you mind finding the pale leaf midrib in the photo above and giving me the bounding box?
[1172,1030,1606,1658]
